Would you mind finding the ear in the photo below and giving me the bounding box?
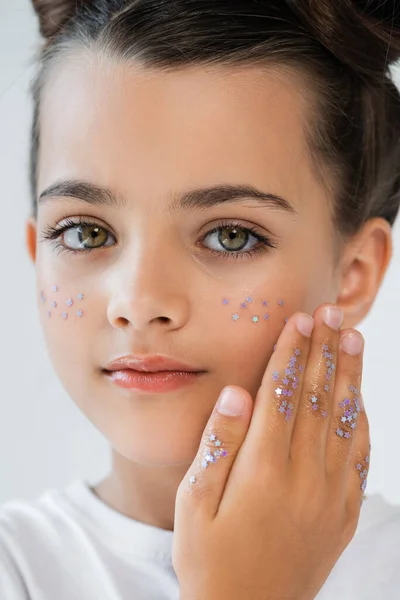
[31,0,91,40]
[336,217,393,328]
[26,217,37,264]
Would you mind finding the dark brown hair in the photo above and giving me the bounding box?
[30,0,400,248]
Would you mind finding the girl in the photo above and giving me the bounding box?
[1,0,400,598]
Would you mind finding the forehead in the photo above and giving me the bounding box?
[38,53,323,207]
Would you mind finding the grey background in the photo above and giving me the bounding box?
[1,1,399,505]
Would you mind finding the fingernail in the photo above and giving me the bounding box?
[295,314,314,337]
[216,387,246,416]
[322,306,344,330]
[340,332,364,355]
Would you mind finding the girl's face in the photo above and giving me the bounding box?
[28,57,342,466]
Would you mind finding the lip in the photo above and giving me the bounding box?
[104,354,203,373]
[105,369,205,393]
[103,354,206,393]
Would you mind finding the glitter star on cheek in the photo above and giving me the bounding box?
[275,387,283,396]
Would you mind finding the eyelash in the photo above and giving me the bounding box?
[40,217,277,260]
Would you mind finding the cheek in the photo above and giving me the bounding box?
[38,281,94,375]
[39,285,85,320]
[212,286,312,398]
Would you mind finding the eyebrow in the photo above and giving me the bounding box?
[38,180,298,216]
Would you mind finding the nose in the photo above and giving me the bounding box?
[106,250,190,333]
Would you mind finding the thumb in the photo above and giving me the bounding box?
[179,385,253,517]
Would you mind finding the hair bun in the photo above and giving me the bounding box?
[31,0,92,40]
[287,0,400,77]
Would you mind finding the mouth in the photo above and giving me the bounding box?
[103,369,206,393]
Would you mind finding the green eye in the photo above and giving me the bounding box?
[62,224,115,250]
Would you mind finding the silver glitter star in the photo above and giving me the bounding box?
[245,296,253,303]
[214,440,221,447]
[209,434,216,441]
[66,298,73,307]
[77,293,84,300]
[52,285,58,292]
[62,312,68,320]
[232,313,239,321]
[252,316,259,323]
[189,476,196,484]
[275,387,283,396]
[76,310,83,317]
[311,395,318,403]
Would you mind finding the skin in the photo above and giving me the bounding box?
[26,54,392,533]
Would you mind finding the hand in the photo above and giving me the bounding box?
[172,304,370,600]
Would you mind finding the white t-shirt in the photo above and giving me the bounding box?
[0,480,399,599]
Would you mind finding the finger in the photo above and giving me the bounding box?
[326,329,365,478]
[290,304,343,470]
[241,311,314,465]
[346,393,371,511]
[177,385,253,519]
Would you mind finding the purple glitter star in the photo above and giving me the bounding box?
[222,298,229,305]
[262,300,268,306]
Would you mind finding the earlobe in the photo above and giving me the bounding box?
[336,217,393,328]
[26,217,37,264]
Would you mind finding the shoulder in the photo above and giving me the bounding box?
[0,481,87,599]
[320,494,400,599]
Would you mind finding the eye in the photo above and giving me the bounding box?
[41,217,116,253]
[201,221,276,257]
